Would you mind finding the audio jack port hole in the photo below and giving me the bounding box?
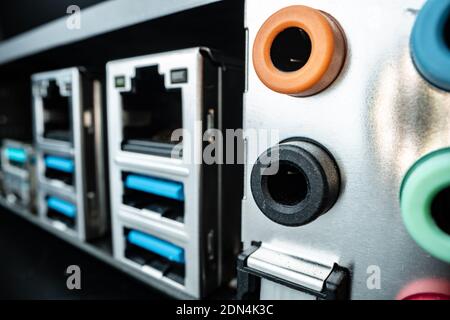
[251,138,340,227]
[411,0,450,91]
[400,148,450,263]
[253,5,347,96]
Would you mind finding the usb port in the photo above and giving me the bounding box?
[43,80,71,142]
[124,228,185,285]
[46,196,76,229]
[44,155,74,186]
[122,172,184,223]
[5,147,27,169]
[120,66,183,158]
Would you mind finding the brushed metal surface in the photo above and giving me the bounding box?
[260,279,316,300]
[243,0,450,299]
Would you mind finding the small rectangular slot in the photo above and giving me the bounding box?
[46,196,76,228]
[120,66,183,158]
[42,80,72,142]
[122,172,184,223]
[44,155,74,186]
[124,229,185,285]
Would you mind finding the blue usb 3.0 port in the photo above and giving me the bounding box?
[6,147,27,168]
[124,228,185,285]
[46,196,76,228]
[44,155,75,186]
[122,172,184,223]
[45,156,74,173]
[125,174,184,201]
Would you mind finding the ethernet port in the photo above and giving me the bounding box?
[122,172,184,223]
[121,66,183,158]
[42,80,72,142]
[124,229,185,285]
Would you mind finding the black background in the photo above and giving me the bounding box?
[0,207,168,299]
[0,0,107,40]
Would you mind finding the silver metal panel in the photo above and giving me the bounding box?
[0,0,221,66]
[243,0,450,300]
[260,280,316,300]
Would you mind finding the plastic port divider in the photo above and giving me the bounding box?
[47,196,77,218]
[127,230,185,264]
[125,174,184,201]
[44,156,75,173]
[6,147,27,164]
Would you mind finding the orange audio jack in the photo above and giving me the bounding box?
[253,5,347,97]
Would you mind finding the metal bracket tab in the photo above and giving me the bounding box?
[237,243,350,300]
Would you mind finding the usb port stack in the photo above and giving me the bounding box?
[32,68,108,241]
[108,48,243,298]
